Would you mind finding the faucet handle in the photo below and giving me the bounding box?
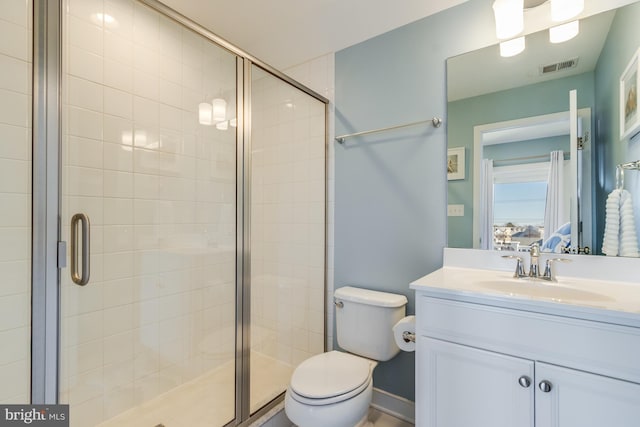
[542,258,572,281]
[502,255,526,278]
[529,243,540,256]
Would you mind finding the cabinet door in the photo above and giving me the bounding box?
[417,337,534,427]
[536,362,640,427]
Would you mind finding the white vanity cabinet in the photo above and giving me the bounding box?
[415,295,640,427]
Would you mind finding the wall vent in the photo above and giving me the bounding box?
[540,58,579,74]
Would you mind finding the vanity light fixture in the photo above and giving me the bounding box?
[549,20,579,43]
[230,118,237,127]
[216,120,229,130]
[500,36,526,57]
[550,0,584,22]
[493,0,524,39]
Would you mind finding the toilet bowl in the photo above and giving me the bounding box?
[285,351,377,427]
[284,287,408,427]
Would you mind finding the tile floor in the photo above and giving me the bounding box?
[258,407,414,427]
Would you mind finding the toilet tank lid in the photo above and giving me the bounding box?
[334,286,408,307]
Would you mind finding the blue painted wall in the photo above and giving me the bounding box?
[334,0,498,400]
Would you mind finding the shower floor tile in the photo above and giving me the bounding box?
[97,352,293,427]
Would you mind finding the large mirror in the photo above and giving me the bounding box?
[447,0,640,257]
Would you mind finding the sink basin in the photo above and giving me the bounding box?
[476,279,614,302]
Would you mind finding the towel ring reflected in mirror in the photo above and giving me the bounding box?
[616,160,640,190]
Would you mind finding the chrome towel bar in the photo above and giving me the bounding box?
[335,117,443,144]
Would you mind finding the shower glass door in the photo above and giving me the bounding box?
[0,0,32,405]
[249,65,326,413]
[60,1,238,425]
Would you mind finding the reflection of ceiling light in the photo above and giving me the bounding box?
[550,0,584,22]
[121,131,133,151]
[199,102,213,126]
[492,0,523,39]
[134,130,147,147]
[91,13,117,27]
[500,37,525,57]
[216,120,228,130]
[549,20,579,43]
[199,98,227,125]
[213,98,226,122]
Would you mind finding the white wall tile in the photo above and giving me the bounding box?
[68,106,103,140]
[133,69,159,100]
[0,19,28,61]
[104,197,133,225]
[0,359,30,401]
[68,15,103,56]
[105,30,134,64]
[0,228,29,262]
[68,136,103,169]
[103,115,133,145]
[104,141,133,171]
[104,87,133,119]
[104,58,133,92]
[105,0,134,39]
[0,123,28,160]
[104,170,133,198]
[67,166,103,197]
[68,46,103,84]
[133,96,159,125]
[0,88,29,127]
[67,0,103,24]
[0,54,29,94]
[2,0,29,27]
[0,193,28,226]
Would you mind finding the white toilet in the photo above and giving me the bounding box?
[285,286,408,427]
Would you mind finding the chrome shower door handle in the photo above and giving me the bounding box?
[70,213,90,286]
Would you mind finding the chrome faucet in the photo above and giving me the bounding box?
[502,244,571,281]
[529,243,540,278]
[541,257,572,281]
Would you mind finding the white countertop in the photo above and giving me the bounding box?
[410,249,640,328]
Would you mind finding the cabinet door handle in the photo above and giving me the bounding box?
[70,213,90,286]
[518,375,531,388]
[539,380,553,393]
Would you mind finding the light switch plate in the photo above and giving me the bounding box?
[447,204,464,217]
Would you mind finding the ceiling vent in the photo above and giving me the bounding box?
[540,57,579,75]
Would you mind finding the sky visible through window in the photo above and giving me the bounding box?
[494,181,547,226]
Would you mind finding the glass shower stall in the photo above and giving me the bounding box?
[0,0,327,426]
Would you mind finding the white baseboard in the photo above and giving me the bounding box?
[370,387,415,424]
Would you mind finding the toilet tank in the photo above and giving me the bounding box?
[334,286,407,362]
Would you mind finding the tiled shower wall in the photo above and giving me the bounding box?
[0,0,32,404]
[250,67,327,373]
[60,0,237,425]
[285,54,336,351]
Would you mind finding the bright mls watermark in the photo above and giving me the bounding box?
[0,406,69,426]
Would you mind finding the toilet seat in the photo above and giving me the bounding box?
[289,351,373,406]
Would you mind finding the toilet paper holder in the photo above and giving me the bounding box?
[402,331,416,343]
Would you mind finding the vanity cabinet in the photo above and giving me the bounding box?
[415,295,640,427]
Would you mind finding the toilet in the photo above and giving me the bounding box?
[285,286,408,427]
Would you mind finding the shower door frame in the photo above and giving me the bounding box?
[30,0,329,425]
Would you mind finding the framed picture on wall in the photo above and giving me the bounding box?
[447,147,465,180]
[620,47,640,140]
